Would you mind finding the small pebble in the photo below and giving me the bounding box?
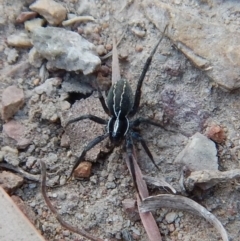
[74,161,92,178]
[105,43,112,51]
[16,11,38,23]
[165,212,178,223]
[135,44,143,52]
[96,44,107,56]
[105,181,116,189]
[205,123,226,143]
[131,27,146,37]
[24,18,45,32]
[7,33,32,48]
[119,49,128,60]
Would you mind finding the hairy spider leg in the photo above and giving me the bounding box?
[65,114,107,128]
[129,25,168,117]
[131,117,165,129]
[132,117,179,134]
[96,84,111,116]
[68,133,108,180]
[130,131,160,171]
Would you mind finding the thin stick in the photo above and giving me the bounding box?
[100,26,128,60]
[40,160,104,241]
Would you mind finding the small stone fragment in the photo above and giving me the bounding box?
[96,45,107,56]
[1,146,19,166]
[119,49,128,60]
[4,48,19,64]
[11,195,36,224]
[60,101,71,111]
[174,132,218,171]
[16,11,38,23]
[105,44,112,51]
[165,212,178,223]
[24,18,45,32]
[73,161,92,178]
[30,0,67,25]
[34,77,61,96]
[60,133,70,147]
[32,27,101,74]
[205,123,226,144]
[135,44,143,52]
[7,33,32,48]
[0,171,24,194]
[1,85,24,121]
[3,152,19,167]
[131,27,146,37]
[28,47,44,68]
[41,102,59,122]
[1,146,18,155]
[3,120,31,147]
[168,224,175,232]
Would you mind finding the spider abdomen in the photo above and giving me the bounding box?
[107,79,134,119]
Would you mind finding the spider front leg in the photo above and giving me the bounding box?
[68,133,108,179]
[65,114,107,127]
[129,25,168,117]
[96,84,111,116]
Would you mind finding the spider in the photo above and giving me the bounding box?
[65,26,167,195]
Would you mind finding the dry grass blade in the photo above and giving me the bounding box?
[143,175,176,194]
[112,37,121,83]
[124,149,162,241]
[40,160,104,241]
[0,162,40,182]
[140,194,229,241]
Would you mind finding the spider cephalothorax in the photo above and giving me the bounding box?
[66,26,167,194]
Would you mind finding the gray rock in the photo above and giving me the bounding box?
[41,102,58,122]
[32,27,101,75]
[34,77,61,96]
[174,132,218,171]
[62,72,95,95]
[142,1,240,90]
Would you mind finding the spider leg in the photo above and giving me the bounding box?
[129,25,168,117]
[126,134,141,199]
[96,84,111,116]
[65,114,107,127]
[131,132,160,171]
[68,133,108,179]
[131,117,165,129]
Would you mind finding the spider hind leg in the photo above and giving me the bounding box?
[131,131,160,171]
[68,133,108,179]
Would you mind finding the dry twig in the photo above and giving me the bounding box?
[40,160,104,241]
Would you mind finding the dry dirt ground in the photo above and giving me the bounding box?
[1,1,240,241]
